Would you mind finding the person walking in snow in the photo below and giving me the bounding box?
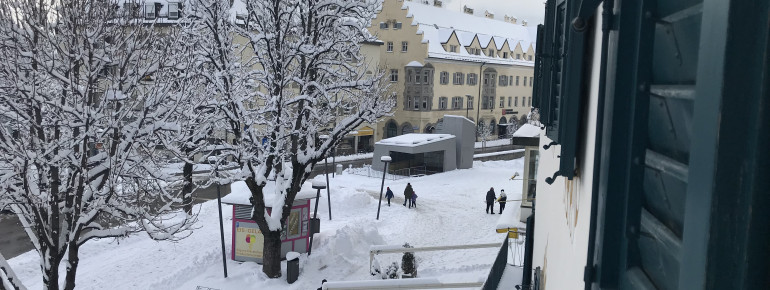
[411,192,418,208]
[486,187,496,214]
[403,183,414,207]
[385,187,394,206]
[497,189,508,213]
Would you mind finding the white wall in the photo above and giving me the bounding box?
[531,7,603,289]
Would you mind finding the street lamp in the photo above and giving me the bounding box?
[376,155,392,220]
[319,135,332,220]
[308,179,327,256]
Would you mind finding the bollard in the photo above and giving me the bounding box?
[287,252,300,284]
[335,164,343,175]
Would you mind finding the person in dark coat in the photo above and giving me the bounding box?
[497,189,508,213]
[385,187,394,206]
[403,183,414,207]
[486,187,496,214]
[411,192,418,208]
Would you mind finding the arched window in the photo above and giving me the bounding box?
[385,120,398,138]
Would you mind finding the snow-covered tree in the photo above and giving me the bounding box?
[478,122,494,149]
[0,1,200,288]
[186,0,393,278]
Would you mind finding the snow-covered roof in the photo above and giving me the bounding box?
[376,133,454,147]
[221,180,317,206]
[512,124,541,138]
[401,1,537,66]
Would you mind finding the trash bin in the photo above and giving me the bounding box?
[287,252,300,284]
[309,218,320,234]
[335,164,343,175]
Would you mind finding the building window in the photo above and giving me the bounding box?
[499,75,508,86]
[144,4,155,19]
[394,22,402,29]
[450,45,457,52]
[401,41,408,52]
[386,121,397,138]
[422,70,430,83]
[523,77,527,86]
[380,22,389,29]
[453,72,464,85]
[508,97,512,107]
[390,69,398,82]
[168,3,180,19]
[439,97,447,109]
[528,97,532,107]
[499,97,505,108]
[467,96,474,109]
[407,96,413,110]
[528,55,533,61]
[530,77,533,86]
[488,49,495,57]
[392,92,398,108]
[475,48,481,55]
[440,71,448,85]
[484,73,496,86]
[422,97,428,109]
[516,76,520,86]
[452,96,462,109]
[386,42,393,52]
[503,52,509,58]
[515,96,519,106]
[516,54,521,59]
[467,73,477,86]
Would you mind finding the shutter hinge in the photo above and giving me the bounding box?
[584,264,595,284]
[572,0,604,32]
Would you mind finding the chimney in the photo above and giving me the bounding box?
[522,20,528,26]
[463,5,474,15]
[433,0,442,7]
[484,10,494,19]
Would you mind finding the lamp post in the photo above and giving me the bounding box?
[308,179,327,256]
[376,156,392,220]
[319,135,332,220]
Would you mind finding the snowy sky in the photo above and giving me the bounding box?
[441,0,546,25]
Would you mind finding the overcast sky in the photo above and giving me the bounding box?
[441,0,545,25]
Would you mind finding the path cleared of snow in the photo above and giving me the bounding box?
[8,159,525,290]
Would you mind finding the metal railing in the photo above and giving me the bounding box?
[481,237,510,290]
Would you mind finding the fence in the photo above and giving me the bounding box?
[347,165,440,180]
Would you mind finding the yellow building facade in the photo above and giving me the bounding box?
[368,0,537,142]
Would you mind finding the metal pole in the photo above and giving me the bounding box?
[376,161,389,220]
[215,169,228,278]
[309,188,321,256]
[332,149,336,178]
[325,157,332,220]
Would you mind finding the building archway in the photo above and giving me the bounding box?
[401,122,414,135]
[499,116,508,137]
[385,119,398,138]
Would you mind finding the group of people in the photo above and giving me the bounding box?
[384,183,417,208]
[382,183,508,214]
[485,187,507,214]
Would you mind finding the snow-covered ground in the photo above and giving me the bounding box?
[8,159,525,290]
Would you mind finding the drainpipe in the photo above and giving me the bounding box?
[475,62,487,141]
[583,0,613,289]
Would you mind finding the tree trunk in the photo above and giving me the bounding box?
[63,243,80,290]
[42,249,61,290]
[183,161,194,215]
[261,230,283,278]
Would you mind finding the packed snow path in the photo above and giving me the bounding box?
[8,159,525,289]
